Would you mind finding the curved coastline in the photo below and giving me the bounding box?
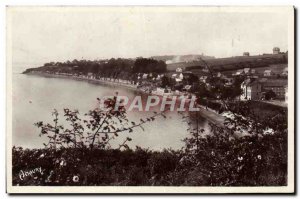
[24,72,225,126]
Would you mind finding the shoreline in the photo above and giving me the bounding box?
[26,72,139,91]
[25,72,225,126]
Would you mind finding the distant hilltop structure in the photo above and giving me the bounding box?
[273,47,280,54]
[243,52,250,56]
[244,47,281,57]
[166,47,287,72]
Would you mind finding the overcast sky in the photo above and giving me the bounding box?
[9,7,290,67]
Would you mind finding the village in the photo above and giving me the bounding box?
[159,47,288,106]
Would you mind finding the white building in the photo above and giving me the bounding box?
[240,79,262,100]
[176,68,183,73]
[264,70,273,76]
[234,69,244,76]
[243,68,250,74]
[172,73,184,82]
[142,73,148,79]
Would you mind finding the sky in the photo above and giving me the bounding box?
[8,7,290,68]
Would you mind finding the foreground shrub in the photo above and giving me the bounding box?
[12,129,286,186]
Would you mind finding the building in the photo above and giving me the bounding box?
[87,72,94,78]
[234,69,244,76]
[264,69,273,77]
[142,73,148,79]
[243,68,250,74]
[273,47,280,54]
[282,67,288,76]
[199,76,208,83]
[176,68,183,73]
[174,73,184,82]
[243,52,250,56]
[202,68,209,73]
[260,79,287,100]
[240,79,263,100]
[217,72,222,77]
[171,73,184,82]
[241,78,288,101]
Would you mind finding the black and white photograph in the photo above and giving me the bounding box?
[6,6,295,194]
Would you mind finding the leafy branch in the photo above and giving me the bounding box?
[35,95,166,150]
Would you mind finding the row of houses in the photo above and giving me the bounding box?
[233,65,288,77]
[170,66,288,101]
[241,78,288,101]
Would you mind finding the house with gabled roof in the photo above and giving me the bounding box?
[240,79,263,100]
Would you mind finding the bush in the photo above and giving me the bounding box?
[12,128,287,186]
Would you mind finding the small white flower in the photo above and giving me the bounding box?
[73,175,79,183]
[60,160,66,167]
[238,156,243,161]
[39,154,45,158]
[257,155,262,160]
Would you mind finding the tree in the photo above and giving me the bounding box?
[160,76,175,88]
[133,58,167,74]
[186,74,199,85]
[265,90,276,100]
[196,83,212,100]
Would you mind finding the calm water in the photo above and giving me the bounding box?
[12,74,210,150]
